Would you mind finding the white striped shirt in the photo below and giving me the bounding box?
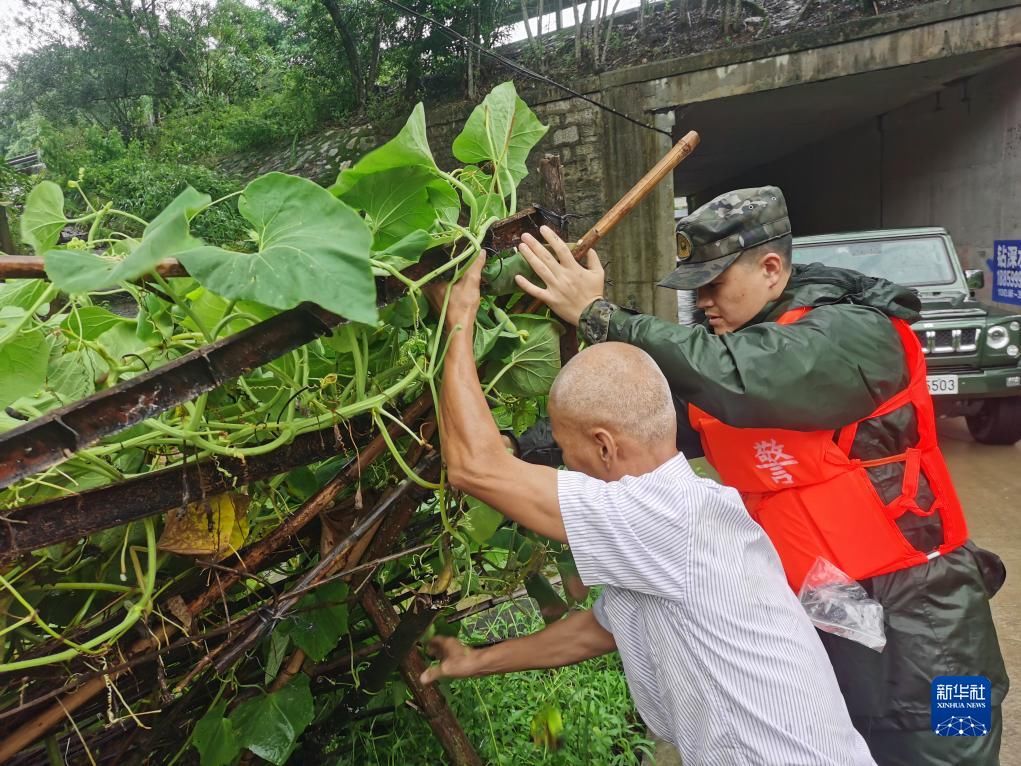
[558,453,876,766]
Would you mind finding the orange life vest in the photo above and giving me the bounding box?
[688,306,969,590]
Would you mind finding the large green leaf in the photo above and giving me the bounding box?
[147,185,211,231]
[491,315,562,398]
[459,165,506,221]
[488,527,536,560]
[179,173,377,323]
[473,321,503,362]
[95,322,149,364]
[230,675,314,766]
[44,192,203,293]
[60,306,131,341]
[341,166,442,250]
[278,580,349,662]
[193,701,241,766]
[181,285,232,336]
[330,103,438,197]
[452,82,548,195]
[264,630,290,686]
[0,306,29,346]
[135,293,174,343]
[372,229,434,274]
[482,251,540,296]
[0,280,49,312]
[459,497,504,545]
[428,177,462,225]
[20,181,66,255]
[0,323,48,409]
[46,349,97,404]
[473,305,519,361]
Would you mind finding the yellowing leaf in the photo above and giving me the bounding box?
[158,493,250,559]
[530,704,564,751]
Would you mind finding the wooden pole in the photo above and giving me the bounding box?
[0,254,186,280]
[572,130,699,258]
[523,130,700,317]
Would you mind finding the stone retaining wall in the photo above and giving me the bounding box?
[216,124,378,186]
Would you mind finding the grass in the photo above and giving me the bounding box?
[327,597,653,766]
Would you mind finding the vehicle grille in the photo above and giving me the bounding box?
[914,328,980,355]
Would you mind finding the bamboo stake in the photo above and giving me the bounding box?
[522,131,700,316]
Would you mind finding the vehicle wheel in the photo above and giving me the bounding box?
[966,399,1021,445]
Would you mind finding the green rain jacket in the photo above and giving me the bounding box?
[582,262,1009,733]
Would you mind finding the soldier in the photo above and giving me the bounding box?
[511,187,1008,766]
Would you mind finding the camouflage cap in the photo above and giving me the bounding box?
[658,186,791,290]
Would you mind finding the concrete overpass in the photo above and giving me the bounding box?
[428,0,1021,317]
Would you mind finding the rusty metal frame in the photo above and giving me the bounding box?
[0,422,372,560]
[0,165,571,764]
[0,208,559,491]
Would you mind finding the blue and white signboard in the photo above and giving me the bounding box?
[990,241,1021,306]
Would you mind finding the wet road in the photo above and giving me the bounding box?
[939,418,1019,764]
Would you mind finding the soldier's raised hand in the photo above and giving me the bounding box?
[515,226,605,326]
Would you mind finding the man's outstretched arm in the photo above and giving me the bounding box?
[514,228,906,430]
[436,255,566,543]
[420,608,616,684]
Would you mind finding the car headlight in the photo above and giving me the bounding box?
[987,326,1010,350]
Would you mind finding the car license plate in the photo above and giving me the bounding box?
[926,374,959,396]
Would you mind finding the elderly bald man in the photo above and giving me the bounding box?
[421,256,877,766]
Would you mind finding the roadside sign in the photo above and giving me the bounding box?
[989,241,1021,306]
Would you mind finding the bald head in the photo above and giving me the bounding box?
[549,343,676,446]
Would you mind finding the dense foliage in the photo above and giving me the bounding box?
[0,0,514,160]
[0,83,632,765]
[335,599,653,765]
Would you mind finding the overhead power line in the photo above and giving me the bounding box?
[375,0,674,139]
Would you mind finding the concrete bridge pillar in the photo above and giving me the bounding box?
[598,89,679,322]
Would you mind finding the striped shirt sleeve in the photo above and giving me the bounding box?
[557,469,690,601]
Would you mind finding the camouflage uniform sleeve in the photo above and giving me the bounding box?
[602,304,907,430]
[578,298,619,345]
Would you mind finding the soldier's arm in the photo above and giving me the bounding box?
[582,299,907,430]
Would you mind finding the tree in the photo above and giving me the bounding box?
[318,0,371,109]
[1,0,207,137]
